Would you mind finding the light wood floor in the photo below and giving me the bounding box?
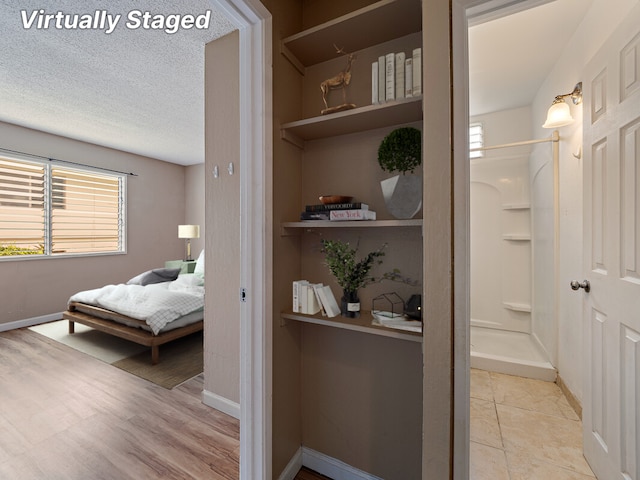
[0,327,240,479]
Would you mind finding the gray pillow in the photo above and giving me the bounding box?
[126,268,181,286]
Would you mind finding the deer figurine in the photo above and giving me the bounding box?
[320,45,357,114]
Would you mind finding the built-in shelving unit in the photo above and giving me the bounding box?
[273,1,424,477]
[282,310,422,343]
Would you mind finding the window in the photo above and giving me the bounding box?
[469,123,484,159]
[0,154,125,257]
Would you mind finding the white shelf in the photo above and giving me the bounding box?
[281,0,421,69]
[281,310,422,343]
[503,302,532,313]
[281,96,423,146]
[281,219,422,235]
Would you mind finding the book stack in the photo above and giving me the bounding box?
[371,47,422,104]
[300,202,376,221]
[293,281,341,317]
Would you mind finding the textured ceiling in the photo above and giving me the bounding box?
[0,0,235,165]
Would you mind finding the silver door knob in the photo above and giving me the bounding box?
[570,280,590,292]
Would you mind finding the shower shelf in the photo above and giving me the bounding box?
[502,203,530,210]
[502,234,531,241]
[503,302,532,313]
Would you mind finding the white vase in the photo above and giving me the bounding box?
[380,174,422,219]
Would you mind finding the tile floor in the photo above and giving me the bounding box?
[470,369,597,479]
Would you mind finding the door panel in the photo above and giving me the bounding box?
[583,5,640,479]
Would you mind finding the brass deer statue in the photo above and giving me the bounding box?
[320,45,356,114]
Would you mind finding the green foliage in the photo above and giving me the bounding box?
[321,239,386,292]
[0,243,44,256]
[377,126,422,174]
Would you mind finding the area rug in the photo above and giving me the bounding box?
[29,320,203,389]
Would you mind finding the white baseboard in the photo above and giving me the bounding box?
[277,447,303,480]
[277,447,383,480]
[202,389,240,420]
[0,312,63,332]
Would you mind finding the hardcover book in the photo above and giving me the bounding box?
[377,55,386,104]
[371,61,379,104]
[329,209,376,221]
[317,285,340,318]
[405,57,413,98]
[305,202,369,212]
[395,52,405,100]
[385,52,395,101]
[300,211,330,221]
[412,47,422,96]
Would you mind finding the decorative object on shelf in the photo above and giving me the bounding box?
[404,294,422,320]
[320,45,357,115]
[319,194,353,205]
[321,239,386,318]
[178,224,200,261]
[377,126,422,219]
[372,292,405,319]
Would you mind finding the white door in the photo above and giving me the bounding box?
[582,5,640,479]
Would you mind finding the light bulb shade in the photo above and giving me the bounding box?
[542,101,574,128]
[178,224,200,239]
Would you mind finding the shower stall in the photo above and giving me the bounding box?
[470,121,558,381]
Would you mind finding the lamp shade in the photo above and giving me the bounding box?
[178,224,200,239]
[542,101,574,128]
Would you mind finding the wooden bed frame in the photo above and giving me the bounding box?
[63,302,203,365]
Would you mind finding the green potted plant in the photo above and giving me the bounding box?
[377,126,423,219]
[321,239,386,318]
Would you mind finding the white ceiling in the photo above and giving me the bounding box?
[0,1,592,165]
[469,0,593,117]
[0,0,235,165]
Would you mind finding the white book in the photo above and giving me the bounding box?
[299,281,310,313]
[412,47,422,96]
[385,52,395,101]
[371,61,379,104]
[395,52,405,100]
[317,285,340,318]
[377,55,386,104]
[405,57,413,98]
[312,283,326,316]
[304,284,321,315]
[329,209,377,221]
[293,280,308,313]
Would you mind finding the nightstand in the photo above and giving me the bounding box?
[165,260,197,274]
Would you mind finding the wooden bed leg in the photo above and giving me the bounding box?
[68,320,75,334]
[151,346,159,365]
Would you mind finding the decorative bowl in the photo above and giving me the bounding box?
[319,195,353,205]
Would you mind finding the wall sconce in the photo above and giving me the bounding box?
[178,224,200,261]
[542,82,582,128]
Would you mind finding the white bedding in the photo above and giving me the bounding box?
[68,274,204,335]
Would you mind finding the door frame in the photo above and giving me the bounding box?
[451,0,554,478]
[211,1,273,479]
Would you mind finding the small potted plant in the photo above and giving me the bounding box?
[377,126,422,219]
[321,239,386,318]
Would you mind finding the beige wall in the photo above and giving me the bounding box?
[185,164,205,257]
[204,31,241,404]
[0,121,187,325]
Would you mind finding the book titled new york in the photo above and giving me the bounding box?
[329,209,376,221]
[300,211,330,221]
[305,202,369,212]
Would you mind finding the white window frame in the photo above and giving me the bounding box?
[0,154,126,260]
